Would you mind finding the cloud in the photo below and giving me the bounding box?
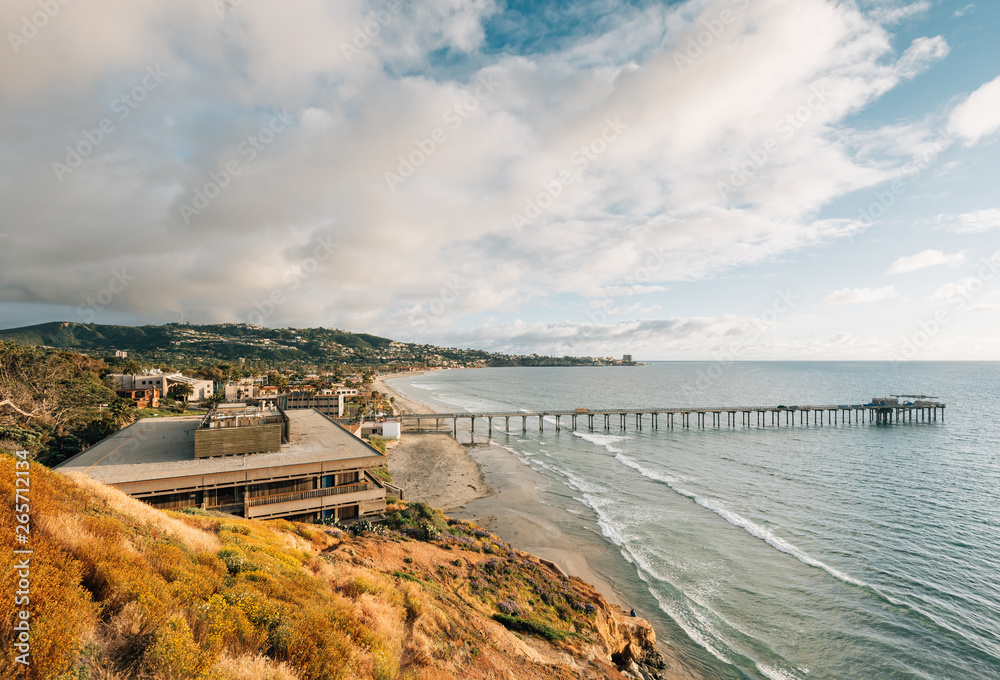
[870,2,931,25]
[822,286,897,305]
[953,4,975,18]
[887,249,965,274]
[947,75,1000,145]
[429,315,783,358]
[0,0,957,344]
[936,209,1000,233]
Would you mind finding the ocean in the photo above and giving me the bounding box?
[388,362,1000,680]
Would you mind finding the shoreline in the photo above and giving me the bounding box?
[374,371,626,603]
[375,370,718,680]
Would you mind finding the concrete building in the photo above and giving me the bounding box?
[57,407,388,522]
[224,379,262,403]
[110,371,214,402]
[116,387,160,409]
[265,390,347,417]
[360,418,402,440]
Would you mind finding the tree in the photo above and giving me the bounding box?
[119,358,142,388]
[203,392,225,409]
[106,398,137,428]
[167,382,194,402]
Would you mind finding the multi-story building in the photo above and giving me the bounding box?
[115,387,160,409]
[110,370,214,402]
[57,407,389,522]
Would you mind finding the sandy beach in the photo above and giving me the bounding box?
[373,371,493,512]
[375,370,717,680]
[374,371,620,594]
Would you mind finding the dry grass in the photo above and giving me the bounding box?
[65,471,220,553]
[214,652,302,680]
[1,456,637,680]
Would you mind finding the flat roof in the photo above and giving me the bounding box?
[56,409,383,485]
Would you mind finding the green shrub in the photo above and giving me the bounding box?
[491,614,568,641]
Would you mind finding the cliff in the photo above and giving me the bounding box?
[0,455,666,680]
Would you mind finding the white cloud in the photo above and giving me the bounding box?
[953,4,975,18]
[822,286,897,305]
[870,2,931,25]
[947,75,1000,145]
[936,209,1000,233]
[0,0,960,348]
[887,249,965,274]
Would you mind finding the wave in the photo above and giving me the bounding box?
[757,664,806,680]
[614,454,871,589]
[572,430,631,454]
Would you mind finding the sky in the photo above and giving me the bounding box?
[1,0,998,360]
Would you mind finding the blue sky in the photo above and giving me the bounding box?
[1,0,998,359]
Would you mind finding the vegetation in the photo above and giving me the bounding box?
[0,458,658,680]
[0,342,120,466]
[0,322,612,370]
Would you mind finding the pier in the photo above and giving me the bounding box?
[399,397,945,438]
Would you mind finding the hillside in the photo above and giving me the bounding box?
[0,456,667,680]
[0,322,603,368]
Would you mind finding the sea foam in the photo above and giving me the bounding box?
[615,454,871,590]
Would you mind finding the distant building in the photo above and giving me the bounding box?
[114,350,128,358]
[623,354,633,363]
[116,387,160,409]
[265,390,346,417]
[224,379,262,403]
[110,371,214,402]
[360,418,401,440]
[57,408,388,522]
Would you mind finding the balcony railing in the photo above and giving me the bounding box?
[246,482,373,508]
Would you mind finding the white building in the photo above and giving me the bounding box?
[111,371,214,403]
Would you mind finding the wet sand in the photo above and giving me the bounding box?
[377,371,717,679]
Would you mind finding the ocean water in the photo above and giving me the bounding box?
[389,362,1000,680]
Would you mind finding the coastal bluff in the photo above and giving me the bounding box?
[0,455,670,680]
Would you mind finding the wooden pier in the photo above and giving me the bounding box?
[399,398,945,437]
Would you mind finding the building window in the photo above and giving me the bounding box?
[321,475,334,488]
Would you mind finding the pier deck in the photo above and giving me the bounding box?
[399,401,945,436]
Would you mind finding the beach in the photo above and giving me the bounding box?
[374,371,715,680]
[374,371,618,593]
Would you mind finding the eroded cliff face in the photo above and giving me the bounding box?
[2,460,682,680]
[336,510,670,680]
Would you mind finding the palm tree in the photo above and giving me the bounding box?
[107,399,137,428]
[168,382,194,403]
[203,392,226,409]
[120,358,142,389]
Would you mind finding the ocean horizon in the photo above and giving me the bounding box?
[389,361,1000,680]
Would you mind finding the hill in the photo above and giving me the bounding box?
[0,455,666,680]
[0,322,602,368]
